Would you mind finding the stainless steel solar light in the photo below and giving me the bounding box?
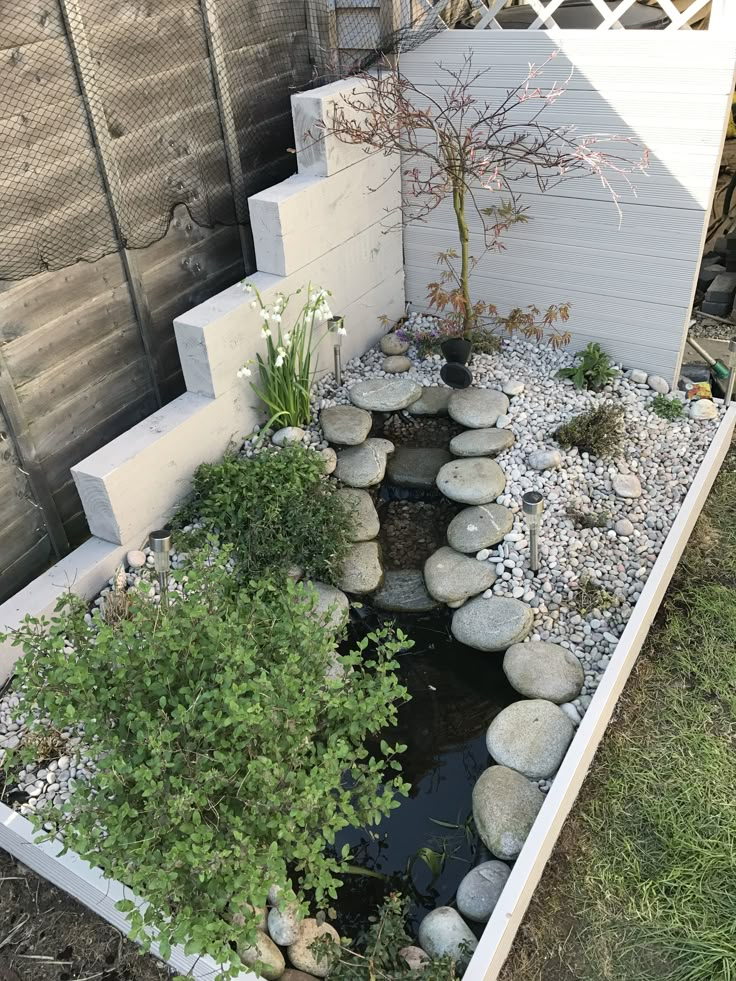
[329,316,345,387]
[522,491,544,573]
[725,338,736,407]
[149,529,172,609]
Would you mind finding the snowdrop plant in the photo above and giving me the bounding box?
[238,281,345,428]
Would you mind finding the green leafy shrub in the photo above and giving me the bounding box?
[553,403,625,458]
[184,445,352,583]
[558,342,620,391]
[651,393,684,421]
[5,554,411,979]
[326,894,460,980]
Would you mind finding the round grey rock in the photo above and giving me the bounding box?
[424,546,496,604]
[349,378,422,412]
[282,972,321,981]
[380,333,410,356]
[126,549,146,570]
[473,765,544,860]
[383,355,412,374]
[447,504,514,553]
[267,903,302,946]
[417,907,477,967]
[528,449,562,471]
[373,570,439,613]
[387,447,452,490]
[320,406,372,446]
[303,581,349,635]
[486,699,575,779]
[320,447,337,474]
[240,931,285,981]
[448,388,510,428]
[456,861,511,923]
[613,474,642,499]
[272,426,305,446]
[690,399,717,420]
[628,368,647,384]
[399,946,430,972]
[502,379,525,397]
[503,642,584,703]
[366,436,395,456]
[407,386,452,416]
[451,596,533,651]
[615,517,634,537]
[647,375,670,394]
[336,488,380,541]
[334,442,387,488]
[450,428,515,458]
[337,541,383,594]
[287,919,339,978]
[436,458,506,505]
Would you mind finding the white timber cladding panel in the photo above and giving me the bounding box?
[400,31,736,382]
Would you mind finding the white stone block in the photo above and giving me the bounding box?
[291,78,374,177]
[248,152,399,277]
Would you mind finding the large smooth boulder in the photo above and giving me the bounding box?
[337,541,383,594]
[486,699,575,779]
[424,546,496,605]
[450,428,515,458]
[503,642,584,703]
[436,458,506,505]
[336,488,380,542]
[407,386,452,416]
[456,860,511,923]
[472,765,544,860]
[334,442,387,488]
[417,907,477,967]
[320,405,372,445]
[268,903,302,946]
[349,378,422,412]
[239,930,285,980]
[387,447,452,490]
[448,389,509,428]
[287,919,340,978]
[384,355,412,373]
[303,582,349,635]
[372,570,439,613]
[380,333,409,355]
[451,596,533,651]
[446,504,514,553]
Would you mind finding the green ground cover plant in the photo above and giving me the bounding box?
[558,342,620,391]
[4,552,412,980]
[553,403,625,459]
[651,393,684,420]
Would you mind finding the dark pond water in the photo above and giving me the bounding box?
[334,609,517,938]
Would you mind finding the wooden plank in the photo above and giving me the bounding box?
[0,536,52,605]
[337,9,382,49]
[80,0,198,27]
[87,9,208,77]
[0,37,80,114]
[218,1,308,53]
[0,0,65,47]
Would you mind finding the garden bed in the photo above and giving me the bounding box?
[0,323,734,981]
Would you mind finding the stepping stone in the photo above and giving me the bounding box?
[486,699,575,780]
[383,355,411,373]
[424,546,496,605]
[448,388,509,429]
[349,378,422,412]
[365,437,395,456]
[456,860,511,923]
[337,541,383,594]
[333,442,387,488]
[612,473,642,499]
[372,570,439,613]
[450,428,515,458]
[386,447,452,490]
[418,908,477,968]
[336,488,380,542]
[407,386,452,416]
[451,596,533,651]
[436,458,506,505]
[446,504,514,553]
[472,765,544,861]
[320,405,372,446]
[380,333,409,356]
[302,581,349,635]
[503,641,584,703]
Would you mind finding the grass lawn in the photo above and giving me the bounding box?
[500,445,736,981]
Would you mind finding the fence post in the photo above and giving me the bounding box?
[58,0,163,410]
[0,350,70,559]
[306,0,338,80]
[200,0,253,266]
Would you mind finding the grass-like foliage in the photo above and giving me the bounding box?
[4,552,412,980]
[185,445,352,584]
[651,393,684,421]
[553,403,625,459]
[558,342,620,391]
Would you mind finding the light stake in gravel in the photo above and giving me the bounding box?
[724,338,736,406]
[329,316,344,388]
[522,491,544,574]
[149,529,172,610]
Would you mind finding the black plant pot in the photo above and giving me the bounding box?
[441,337,473,365]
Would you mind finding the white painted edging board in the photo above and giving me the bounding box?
[463,403,736,981]
[0,409,732,981]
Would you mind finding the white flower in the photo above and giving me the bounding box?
[271,312,282,324]
[240,281,253,293]
[316,302,333,322]
[282,332,292,349]
[249,300,257,310]
[277,346,287,358]
[261,325,272,339]
[237,366,252,378]
[275,354,285,368]
[309,291,319,303]
[337,325,347,336]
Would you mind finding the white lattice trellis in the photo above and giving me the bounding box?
[474,0,714,31]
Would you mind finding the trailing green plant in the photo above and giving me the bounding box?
[3,553,412,980]
[181,444,352,584]
[566,507,611,530]
[238,281,345,428]
[651,393,684,421]
[576,574,621,616]
[558,342,620,391]
[553,403,625,459]
[324,893,461,980]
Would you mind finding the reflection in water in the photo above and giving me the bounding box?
[334,609,517,938]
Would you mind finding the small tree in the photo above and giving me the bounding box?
[310,52,648,344]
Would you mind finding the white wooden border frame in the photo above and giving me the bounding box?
[0,408,733,981]
[464,402,736,981]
